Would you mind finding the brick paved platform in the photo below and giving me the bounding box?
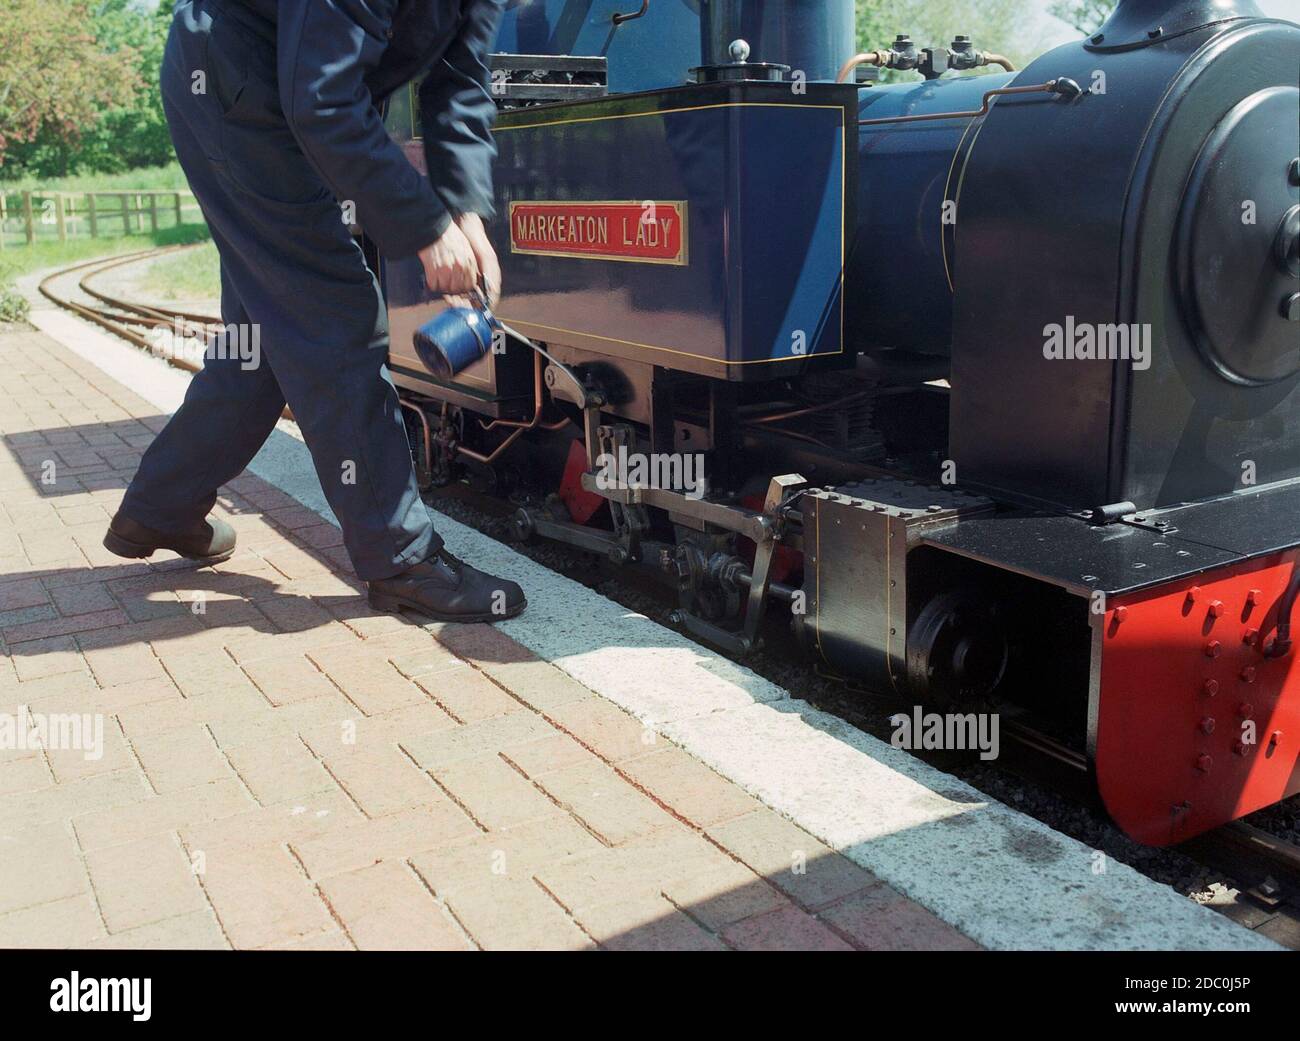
[0,327,980,951]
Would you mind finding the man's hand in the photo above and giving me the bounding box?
[418,221,480,297]
[455,213,501,307]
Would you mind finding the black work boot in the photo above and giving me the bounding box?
[103,510,237,565]
[368,548,527,623]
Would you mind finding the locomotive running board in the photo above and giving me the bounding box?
[921,480,1300,844]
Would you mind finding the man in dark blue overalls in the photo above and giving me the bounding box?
[103,0,526,623]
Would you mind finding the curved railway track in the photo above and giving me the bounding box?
[38,246,220,368]
[39,246,292,421]
[36,247,1300,947]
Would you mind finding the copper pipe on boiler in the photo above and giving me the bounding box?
[478,353,544,431]
[399,402,525,467]
[835,51,889,83]
[743,423,831,448]
[837,50,1015,84]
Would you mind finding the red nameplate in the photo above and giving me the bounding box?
[509,201,688,265]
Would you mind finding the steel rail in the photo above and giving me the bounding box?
[39,247,294,421]
[38,248,193,362]
[77,247,220,327]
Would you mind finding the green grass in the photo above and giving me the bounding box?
[0,223,210,285]
[0,285,28,323]
[0,161,191,194]
[0,163,217,323]
[0,230,220,329]
[108,239,221,304]
[147,240,220,300]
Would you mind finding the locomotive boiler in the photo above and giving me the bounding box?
[375,0,1300,846]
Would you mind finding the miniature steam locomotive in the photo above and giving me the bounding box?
[373,0,1300,846]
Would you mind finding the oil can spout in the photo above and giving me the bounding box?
[1085,0,1264,49]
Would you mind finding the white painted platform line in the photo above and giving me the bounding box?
[28,306,1278,952]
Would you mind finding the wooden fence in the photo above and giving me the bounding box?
[0,189,203,248]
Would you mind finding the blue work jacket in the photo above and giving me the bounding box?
[234,0,504,257]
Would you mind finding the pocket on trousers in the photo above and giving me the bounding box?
[220,116,335,209]
[209,18,333,209]
[161,1,234,163]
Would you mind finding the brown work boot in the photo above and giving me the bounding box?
[368,548,527,623]
[103,510,237,565]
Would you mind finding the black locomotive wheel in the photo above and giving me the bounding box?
[906,589,1010,709]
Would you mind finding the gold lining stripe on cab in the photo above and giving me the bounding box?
[487,100,848,363]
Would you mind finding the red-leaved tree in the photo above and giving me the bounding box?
[0,0,141,166]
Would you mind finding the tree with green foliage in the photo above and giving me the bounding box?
[855,0,892,51]
[1,0,167,179]
[1049,1,1116,34]
[70,1,175,174]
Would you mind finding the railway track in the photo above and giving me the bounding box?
[39,246,292,420]
[1182,823,1300,946]
[38,246,219,369]
[37,248,1300,948]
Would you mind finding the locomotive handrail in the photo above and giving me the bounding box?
[611,1,649,26]
[857,78,1081,127]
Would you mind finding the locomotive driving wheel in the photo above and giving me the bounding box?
[907,589,1010,708]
